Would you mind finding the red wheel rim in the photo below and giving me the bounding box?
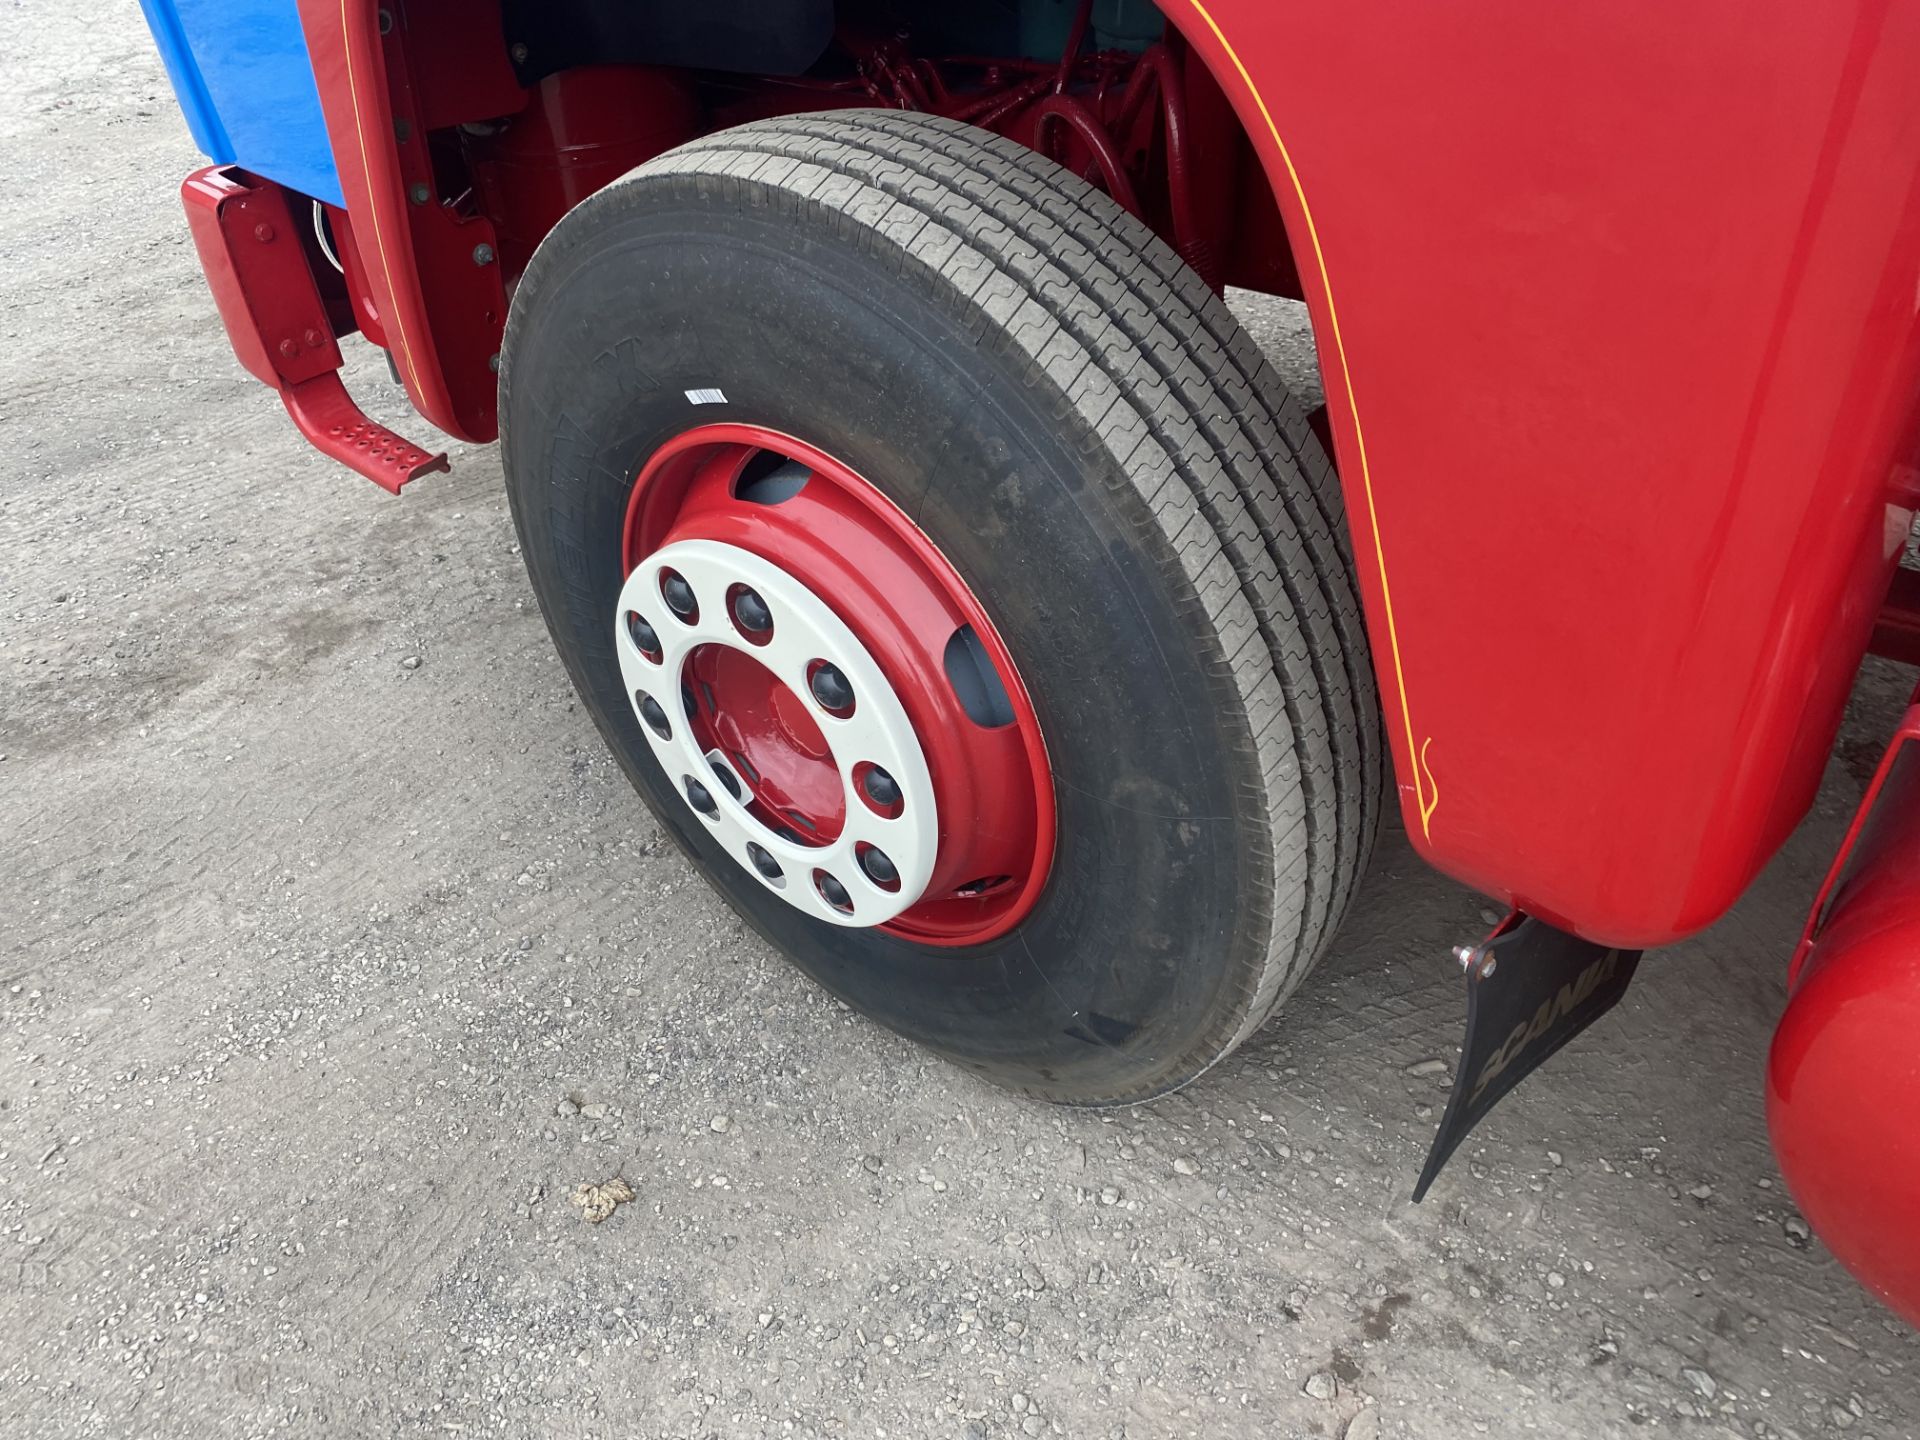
[621,424,1055,946]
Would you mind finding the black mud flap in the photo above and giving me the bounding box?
[1412,913,1642,1202]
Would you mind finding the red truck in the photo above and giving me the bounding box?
[139,0,1920,1325]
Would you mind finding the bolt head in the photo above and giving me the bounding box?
[278,339,299,358]
[472,243,496,266]
[626,612,660,657]
[862,766,900,809]
[253,222,275,243]
[684,777,716,817]
[859,847,898,887]
[637,693,670,739]
[661,573,697,622]
[408,183,431,205]
[816,871,853,913]
[809,663,853,713]
[731,587,772,636]
[747,843,782,881]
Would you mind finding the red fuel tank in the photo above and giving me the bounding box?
[1768,703,1920,1326]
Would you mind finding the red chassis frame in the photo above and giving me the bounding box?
[180,1,1920,1321]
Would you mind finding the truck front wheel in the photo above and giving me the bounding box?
[500,112,1382,1103]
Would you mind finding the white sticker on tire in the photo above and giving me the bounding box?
[684,388,728,405]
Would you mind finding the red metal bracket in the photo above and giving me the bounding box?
[279,372,449,494]
[180,165,448,492]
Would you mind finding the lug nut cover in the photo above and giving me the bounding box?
[747,842,782,880]
[684,776,716,816]
[816,871,853,913]
[626,611,660,657]
[809,662,853,713]
[637,693,670,739]
[661,572,698,622]
[731,587,772,635]
[711,759,742,800]
[860,846,899,886]
[862,766,901,809]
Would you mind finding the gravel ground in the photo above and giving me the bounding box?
[3,4,1918,1438]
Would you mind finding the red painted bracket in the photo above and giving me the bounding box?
[279,372,450,494]
[180,164,448,493]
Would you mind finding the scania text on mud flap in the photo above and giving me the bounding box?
[137,0,1920,1325]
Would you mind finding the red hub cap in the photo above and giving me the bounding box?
[615,424,1054,945]
[686,642,847,843]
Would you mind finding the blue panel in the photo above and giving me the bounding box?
[136,0,235,162]
[137,0,344,208]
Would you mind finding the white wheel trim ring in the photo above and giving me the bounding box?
[614,538,940,927]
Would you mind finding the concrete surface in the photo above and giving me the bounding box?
[2,4,1916,1437]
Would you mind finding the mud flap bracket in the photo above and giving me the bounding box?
[1413,913,1642,1201]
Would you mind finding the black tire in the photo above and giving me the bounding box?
[500,111,1383,1103]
